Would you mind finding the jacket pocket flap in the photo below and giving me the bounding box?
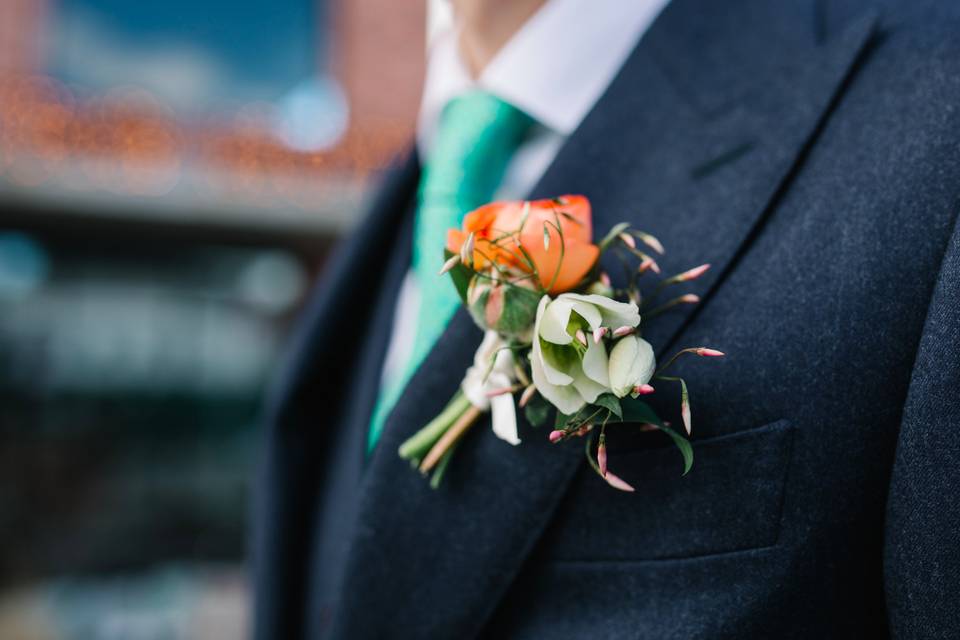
[541,419,794,561]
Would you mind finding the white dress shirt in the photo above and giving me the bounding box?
[378,0,672,399]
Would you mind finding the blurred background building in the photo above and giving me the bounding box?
[0,1,424,637]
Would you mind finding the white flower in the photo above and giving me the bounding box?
[531,293,643,415]
[608,334,656,397]
[461,330,520,445]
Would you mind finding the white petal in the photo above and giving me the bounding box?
[633,337,656,386]
[560,293,640,329]
[608,335,639,397]
[531,342,586,415]
[539,298,574,344]
[491,339,515,376]
[490,373,521,445]
[568,300,602,330]
[581,339,611,387]
[608,335,656,397]
[571,366,606,404]
[461,330,506,410]
[533,296,574,385]
[538,344,575,386]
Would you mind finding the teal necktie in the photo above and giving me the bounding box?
[368,91,534,450]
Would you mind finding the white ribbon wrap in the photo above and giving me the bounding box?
[461,330,521,446]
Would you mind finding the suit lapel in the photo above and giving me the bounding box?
[332,2,878,638]
[530,0,879,356]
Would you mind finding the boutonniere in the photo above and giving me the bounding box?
[399,195,724,490]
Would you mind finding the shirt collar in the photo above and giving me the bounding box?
[417,0,672,158]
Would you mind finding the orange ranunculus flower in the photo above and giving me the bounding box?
[446,195,600,294]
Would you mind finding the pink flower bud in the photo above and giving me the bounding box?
[575,329,588,346]
[619,232,636,249]
[439,254,460,275]
[677,263,710,282]
[599,272,611,287]
[549,430,564,443]
[592,326,608,344]
[681,294,700,304]
[639,232,665,255]
[638,257,661,274]
[612,326,635,338]
[604,471,636,492]
[696,347,725,357]
[633,383,655,395]
[485,285,504,327]
[519,384,536,408]
[681,397,691,435]
[598,442,608,477]
[638,422,659,432]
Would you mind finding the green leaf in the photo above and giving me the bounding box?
[617,397,693,475]
[523,396,551,427]
[443,249,472,304]
[618,397,662,425]
[658,424,694,476]
[598,222,631,252]
[467,287,491,328]
[592,393,622,419]
[496,284,541,336]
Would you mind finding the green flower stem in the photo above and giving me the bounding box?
[419,404,482,474]
[398,391,471,463]
[429,439,461,489]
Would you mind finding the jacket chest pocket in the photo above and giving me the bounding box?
[539,419,795,562]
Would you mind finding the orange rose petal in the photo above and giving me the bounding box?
[514,196,593,252]
[525,239,600,294]
[450,196,596,292]
[462,202,503,233]
[446,228,467,254]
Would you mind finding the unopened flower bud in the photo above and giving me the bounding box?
[696,347,725,357]
[612,326,635,338]
[439,254,460,275]
[681,294,700,304]
[575,329,588,346]
[598,442,608,477]
[633,383,655,395]
[639,257,661,274]
[604,471,635,492]
[638,232,665,255]
[619,232,636,249]
[609,335,656,398]
[549,430,564,443]
[460,232,475,266]
[592,326,608,344]
[677,263,710,282]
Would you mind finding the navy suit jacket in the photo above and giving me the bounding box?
[253,0,960,637]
